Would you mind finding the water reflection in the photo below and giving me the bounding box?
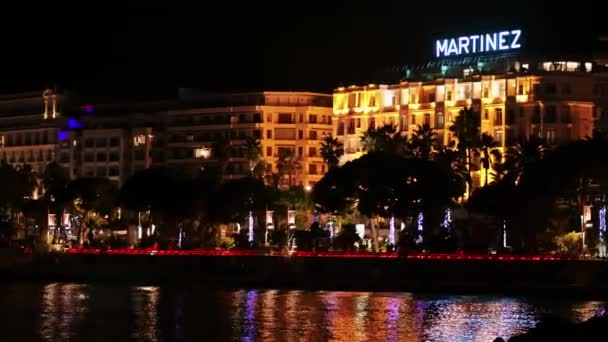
[131,286,161,342]
[0,283,600,342]
[39,283,89,342]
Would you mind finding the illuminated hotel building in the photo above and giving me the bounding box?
[167,90,333,188]
[0,90,61,196]
[333,34,608,188]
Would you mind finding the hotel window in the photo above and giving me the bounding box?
[321,115,326,124]
[327,116,332,125]
[337,122,345,135]
[84,152,94,162]
[266,130,272,139]
[278,113,292,123]
[46,150,53,161]
[298,130,304,139]
[545,106,557,123]
[58,152,68,163]
[96,152,107,162]
[110,137,120,147]
[446,91,453,101]
[347,120,355,134]
[96,138,107,147]
[400,115,408,129]
[266,113,273,122]
[506,110,515,125]
[109,151,119,161]
[423,113,431,127]
[85,138,94,148]
[355,118,361,128]
[309,114,317,123]
[309,164,318,175]
[109,166,120,177]
[392,95,397,105]
[495,130,503,144]
[368,117,375,129]
[253,113,261,123]
[483,87,489,98]
[546,128,556,145]
[253,130,261,139]
[96,167,107,177]
[298,147,303,156]
[518,84,524,95]
[427,93,435,103]
[561,106,571,123]
[494,109,503,125]
[310,130,318,140]
[266,147,272,156]
[369,96,376,107]
[309,147,317,157]
[483,109,489,120]
[37,150,43,162]
[436,112,444,129]
[411,114,416,125]
[134,150,145,160]
[532,106,541,123]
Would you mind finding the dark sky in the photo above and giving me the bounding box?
[1,1,604,98]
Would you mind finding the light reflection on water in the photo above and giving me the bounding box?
[0,283,605,342]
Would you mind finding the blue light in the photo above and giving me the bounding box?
[68,118,83,129]
[599,206,606,257]
[81,105,94,114]
[57,131,69,140]
[416,212,424,244]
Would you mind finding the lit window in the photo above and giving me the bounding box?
[133,135,146,146]
[194,147,211,159]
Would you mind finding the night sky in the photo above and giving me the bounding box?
[1,2,604,98]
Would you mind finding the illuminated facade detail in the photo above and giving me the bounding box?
[416,213,424,244]
[194,147,211,159]
[503,220,508,249]
[436,30,522,57]
[248,211,254,243]
[443,208,452,230]
[389,216,395,246]
[168,91,333,187]
[600,206,606,257]
[334,71,606,188]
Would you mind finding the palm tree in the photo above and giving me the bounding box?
[43,162,71,244]
[360,125,409,156]
[212,135,233,180]
[277,149,301,189]
[480,133,500,186]
[320,135,344,170]
[242,137,262,175]
[449,107,481,195]
[410,124,438,160]
[505,136,546,183]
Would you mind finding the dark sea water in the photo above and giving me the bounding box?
[0,282,603,342]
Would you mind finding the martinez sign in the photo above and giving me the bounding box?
[435,30,522,58]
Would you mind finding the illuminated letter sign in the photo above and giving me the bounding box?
[436,29,522,57]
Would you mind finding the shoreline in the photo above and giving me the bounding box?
[3,251,608,299]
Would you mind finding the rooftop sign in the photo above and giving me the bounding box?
[436,30,522,58]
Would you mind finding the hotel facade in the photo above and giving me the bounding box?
[0,90,332,190]
[333,31,608,188]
